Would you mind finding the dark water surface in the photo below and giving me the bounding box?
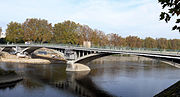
[0,56,180,97]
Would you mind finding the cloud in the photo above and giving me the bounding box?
[67,0,180,39]
[0,0,179,39]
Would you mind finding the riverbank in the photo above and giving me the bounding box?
[0,51,65,64]
[0,58,51,64]
[155,80,180,97]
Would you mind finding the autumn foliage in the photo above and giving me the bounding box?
[3,18,180,50]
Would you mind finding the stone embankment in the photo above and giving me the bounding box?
[1,58,51,64]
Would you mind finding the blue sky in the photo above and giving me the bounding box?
[0,0,179,39]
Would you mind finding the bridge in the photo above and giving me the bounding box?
[0,44,180,71]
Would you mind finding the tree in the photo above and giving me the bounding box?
[168,39,180,49]
[126,36,142,48]
[158,0,180,32]
[97,30,109,46]
[22,18,53,43]
[77,25,93,45]
[89,29,100,46]
[6,22,24,43]
[108,33,120,47]
[157,38,168,49]
[53,20,79,44]
[144,37,157,48]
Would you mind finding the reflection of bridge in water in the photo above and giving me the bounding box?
[0,44,180,71]
[54,72,115,97]
[0,63,114,97]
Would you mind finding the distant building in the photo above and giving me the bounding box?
[0,32,6,38]
[83,41,91,48]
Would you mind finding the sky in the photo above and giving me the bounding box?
[0,0,179,39]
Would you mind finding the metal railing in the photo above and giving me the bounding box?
[0,43,180,54]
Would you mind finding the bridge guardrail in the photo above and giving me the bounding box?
[0,43,179,55]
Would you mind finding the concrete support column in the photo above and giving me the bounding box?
[82,51,84,56]
[78,51,80,58]
[94,51,96,53]
[74,51,77,59]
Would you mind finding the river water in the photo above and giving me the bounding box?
[0,56,180,97]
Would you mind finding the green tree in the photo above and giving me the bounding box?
[53,20,79,44]
[22,18,53,43]
[144,37,157,48]
[158,0,180,32]
[6,22,24,43]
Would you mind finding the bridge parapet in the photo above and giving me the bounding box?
[0,43,179,54]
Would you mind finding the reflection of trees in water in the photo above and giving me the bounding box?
[0,83,17,90]
[21,77,44,89]
[88,56,177,79]
[0,63,66,90]
[1,63,68,87]
[18,67,67,89]
[54,72,115,97]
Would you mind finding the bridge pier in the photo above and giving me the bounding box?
[78,51,80,58]
[66,61,90,72]
[82,51,84,56]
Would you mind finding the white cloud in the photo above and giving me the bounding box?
[67,0,180,39]
[0,0,179,39]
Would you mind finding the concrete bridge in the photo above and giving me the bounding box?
[0,44,180,71]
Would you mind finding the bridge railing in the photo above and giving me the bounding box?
[0,43,179,53]
[91,45,180,52]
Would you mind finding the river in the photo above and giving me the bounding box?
[0,56,180,97]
